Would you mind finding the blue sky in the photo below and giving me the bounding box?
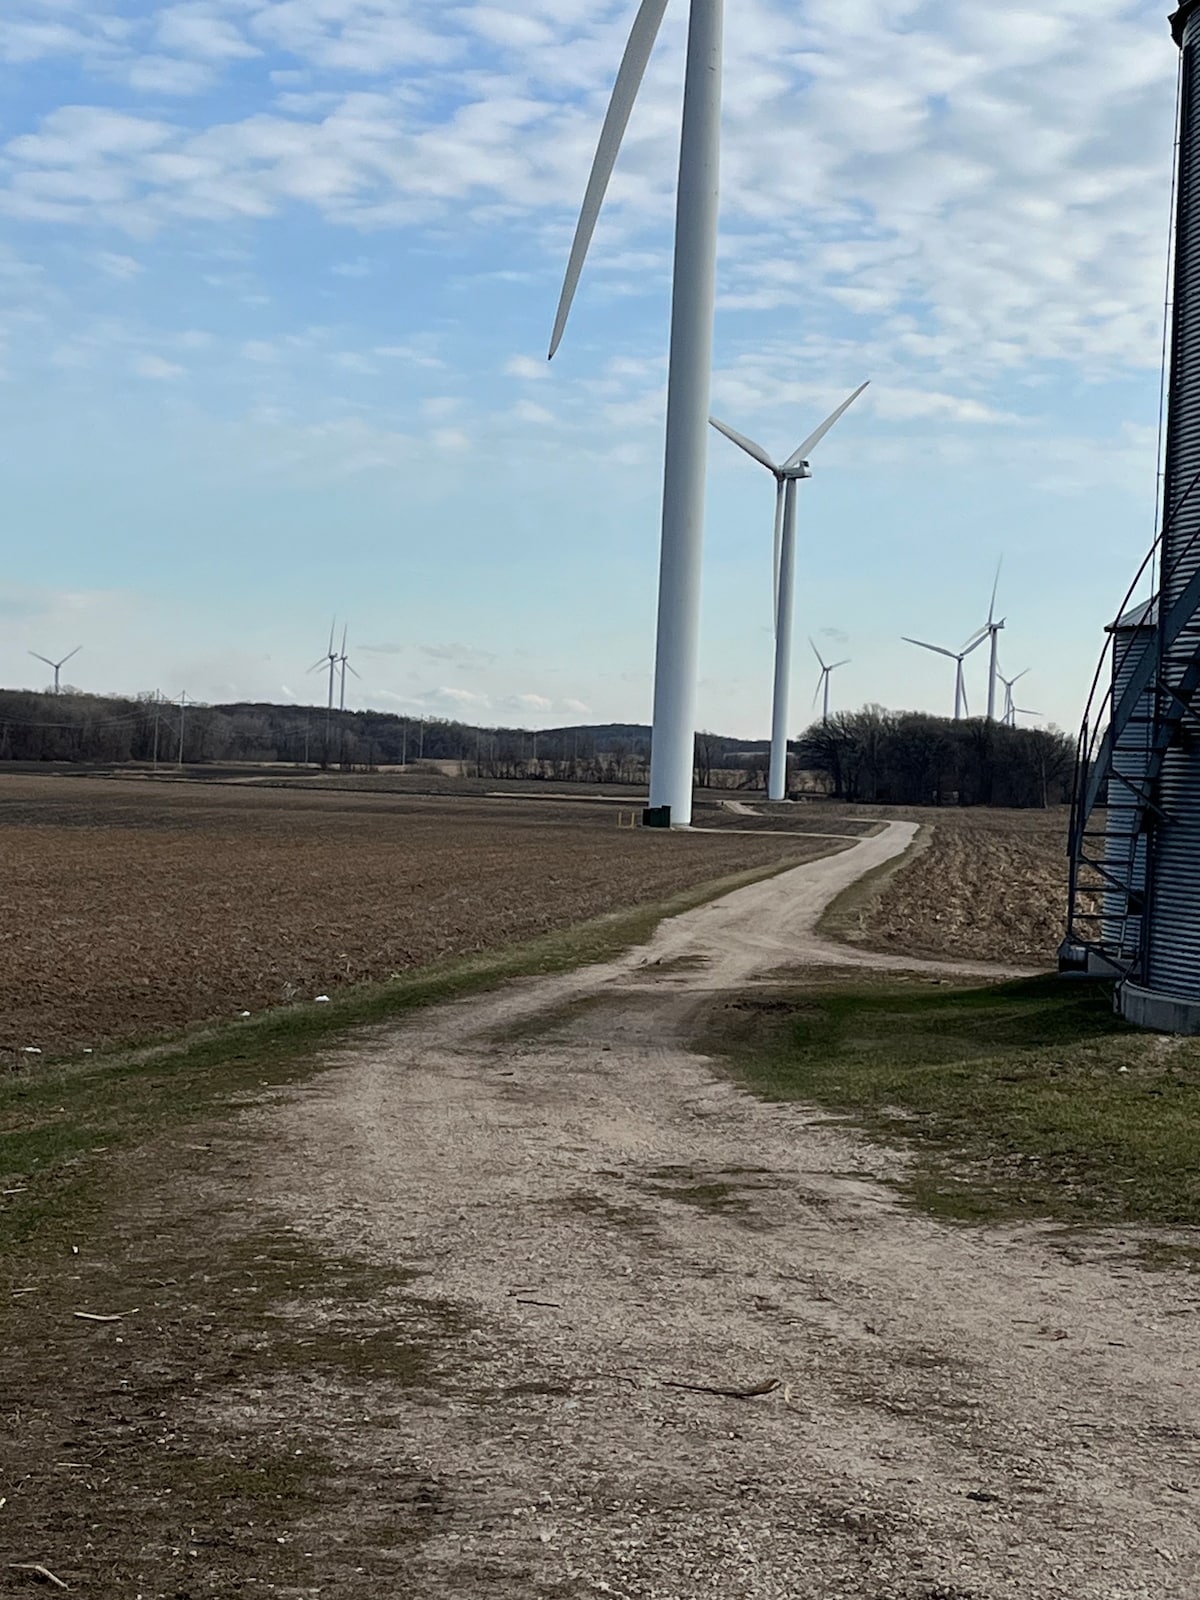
[0,0,1182,735]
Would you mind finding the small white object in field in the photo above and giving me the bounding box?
[1118,1065,1130,1074]
[315,994,331,1003]
[83,1048,93,1054]
[238,1010,251,1018]
[23,1046,41,1054]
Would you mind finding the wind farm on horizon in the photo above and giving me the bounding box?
[2,0,1053,785]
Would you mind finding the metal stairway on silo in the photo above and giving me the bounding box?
[1064,505,1200,973]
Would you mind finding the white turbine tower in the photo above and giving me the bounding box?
[549,0,723,828]
[810,638,849,726]
[30,645,80,696]
[903,631,987,720]
[709,386,867,799]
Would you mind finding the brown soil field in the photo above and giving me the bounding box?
[0,774,838,1056]
[835,805,1069,966]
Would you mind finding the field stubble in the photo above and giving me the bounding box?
[828,805,1068,966]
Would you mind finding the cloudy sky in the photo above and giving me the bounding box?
[0,0,1183,735]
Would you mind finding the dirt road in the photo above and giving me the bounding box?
[254,821,1200,1598]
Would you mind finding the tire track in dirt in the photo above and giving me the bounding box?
[244,822,1200,1599]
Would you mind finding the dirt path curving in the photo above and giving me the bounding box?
[250,820,1200,1599]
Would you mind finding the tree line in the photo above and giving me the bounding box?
[0,688,1074,806]
[796,706,1074,807]
[0,690,660,779]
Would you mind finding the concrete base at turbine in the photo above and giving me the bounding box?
[1119,980,1200,1035]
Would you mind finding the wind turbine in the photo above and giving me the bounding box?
[308,620,339,766]
[710,386,868,799]
[337,625,360,713]
[903,631,987,720]
[810,638,849,726]
[30,645,80,695]
[975,560,1005,721]
[548,0,723,828]
[997,665,1029,728]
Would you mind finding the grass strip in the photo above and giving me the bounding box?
[705,973,1200,1230]
[815,821,928,945]
[0,853,813,1259]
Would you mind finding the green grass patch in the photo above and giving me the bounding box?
[705,974,1200,1229]
[0,854,808,1261]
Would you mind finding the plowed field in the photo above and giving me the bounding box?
[0,775,835,1055]
[845,805,1068,966]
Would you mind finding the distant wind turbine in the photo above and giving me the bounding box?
[548,0,724,828]
[810,638,849,726]
[973,560,1006,721]
[903,631,987,720]
[30,645,80,696]
[997,665,1030,728]
[337,625,360,713]
[709,386,868,799]
[309,619,339,765]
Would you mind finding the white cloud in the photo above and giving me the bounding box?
[514,399,555,424]
[434,685,490,708]
[126,54,218,96]
[96,251,142,279]
[133,353,185,379]
[156,5,260,62]
[0,0,1169,400]
[431,427,470,451]
[506,354,547,381]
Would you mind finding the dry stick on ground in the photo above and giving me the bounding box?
[8,1563,69,1589]
[660,1377,782,1399]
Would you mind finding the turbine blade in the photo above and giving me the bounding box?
[29,651,53,667]
[961,630,989,657]
[782,381,869,471]
[812,676,823,710]
[308,658,327,673]
[709,415,779,473]
[830,658,850,670]
[903,637,955,660]
[340,623,348,655]
[548,0,670,360]
[987,556,1002,625]
[63,646,81,666]
[961,679,970,717]
[809,636,827,670]
[328,617,336,654]
[347,661,362,679]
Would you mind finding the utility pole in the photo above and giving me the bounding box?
[151,691,160,770]
[401,719,407,767]
[419,718,425,759]
[177,692,187,768]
